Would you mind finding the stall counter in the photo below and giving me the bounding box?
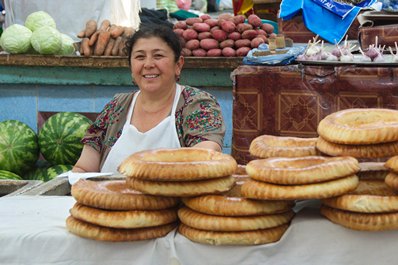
[1,195,397,265]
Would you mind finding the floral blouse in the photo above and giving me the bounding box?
[81,85,226,168]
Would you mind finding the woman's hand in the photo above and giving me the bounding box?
[192,140,222,152]
[72,145,101,172]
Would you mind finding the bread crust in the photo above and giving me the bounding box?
[385,172,398,191]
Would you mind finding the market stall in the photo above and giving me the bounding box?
[1,195,398,265]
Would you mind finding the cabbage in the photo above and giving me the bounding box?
[25,11,56,32]
[0,24,32,54]
[59,34,76,55]
[30,26,62,55]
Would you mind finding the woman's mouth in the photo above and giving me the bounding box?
[143,74,159,79]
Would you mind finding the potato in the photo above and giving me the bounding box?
[200,38,219,50]
[211,29,227,41]
[220,20,236,33]
[220,39,235,49]
[251,37,265,48]
[204,19,219,28]
[237,23,253,33]
[236,47,251,56]
[222,47,236,57]
[268,33,277,38]
[192,48,207,57]
[228,32,241,41]
[256,29,267,36]
[261,23,274,34]
[235,39,251,48]
[179,37,186,48]
[248,14,262,28]
[257,34,268,43]
[174,21,188,30]
[198,32,212,40]
[182,29,198,41]
[186,39,200,50]
[241,29,258,40]
[182,48,192,56]
[200,14,211,20]
[193,22,211,32]
[232,15,246,25]
[210,26,221,33]
[218,13,234,21]
[173,28,184,37]
[186,17,203,26]
[207,48,222,57]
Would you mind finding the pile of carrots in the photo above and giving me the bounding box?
[77,19,135,57]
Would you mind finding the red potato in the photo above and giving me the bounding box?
[220,39,235,49]
[228,32,241,41]
[241,29,258,40]
[192,23,211,32]
[174,21,188,30]
[261,23,274,34]
[268,33,277,38]
[222,47,236,57]
[237,23,253,33]
[204,19,219,28]
[179,37,186,48]
[210,26,221,33]
[218,13,234,21]
[200,14,211,20]
[247,14,262,28]
[182,29,198,41]
[236,47,251,56]
[185,39,200,50]
[186,17,203,26]
[251,37,265,48]
[220,20,236,33]
[182,48,192,56]
[198,31,212,40]
[256,29,267,36]
[235,39,251,48]
[257,34,268,43]
[207,48,222,57]
[232,15,246,25]
[173,28,184,37]
[211,29,227,41]
[192,48,207,57]
[200,38,219,50]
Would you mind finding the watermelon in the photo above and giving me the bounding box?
[46,164,73,180]
[24,167,48,181]
[0,170,22,180]
[38,112,91,165]
[0,120,39,175]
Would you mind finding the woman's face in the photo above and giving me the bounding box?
[130,36,183,93]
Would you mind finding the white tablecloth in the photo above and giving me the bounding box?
[0,196,397,265]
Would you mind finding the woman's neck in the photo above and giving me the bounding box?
[137,84,176,114]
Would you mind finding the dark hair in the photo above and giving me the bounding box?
[125,23,182,65]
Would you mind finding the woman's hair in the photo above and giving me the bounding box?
[125,23,182,65]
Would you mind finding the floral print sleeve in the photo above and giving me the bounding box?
[176,86,225,148]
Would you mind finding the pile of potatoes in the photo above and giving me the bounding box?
[173,13,275,57]
[77,19,135,57]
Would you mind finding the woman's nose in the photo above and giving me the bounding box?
[143,57,155,68]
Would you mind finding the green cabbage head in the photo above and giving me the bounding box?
[31,26,62,55]
[0,24,32,54]
[59,34,76,55]
[25,11,56,32]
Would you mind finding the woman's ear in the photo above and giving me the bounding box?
[176,55,184,76]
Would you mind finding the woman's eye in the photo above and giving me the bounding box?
[134,55,145,60]
[154,54,164,59]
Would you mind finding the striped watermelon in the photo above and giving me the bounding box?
[46,164,73,180]
[38,112,91,165]
[0,120,39,175]
[0,170,22,180]
[24,164,72,182]
[24,167,48,181]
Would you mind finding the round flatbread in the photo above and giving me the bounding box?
[385,172,398,191]
[66,215,176,241]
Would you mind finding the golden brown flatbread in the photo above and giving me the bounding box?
[66,215,176,241]
[385,172,398,191]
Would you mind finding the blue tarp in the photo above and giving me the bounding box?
[243,44,307,65]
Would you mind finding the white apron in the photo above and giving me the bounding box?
[101,85,182,173]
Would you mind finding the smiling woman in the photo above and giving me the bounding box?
[72,24,226,174]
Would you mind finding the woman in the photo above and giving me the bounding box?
[73,24,226,173]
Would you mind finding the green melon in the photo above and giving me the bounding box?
[24,167,48,181]
[38,112,91,165]
[0,169,22,180]
[0,120,39,175]
[46,164,73,181]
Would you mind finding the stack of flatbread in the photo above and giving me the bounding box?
[66,179,179,241]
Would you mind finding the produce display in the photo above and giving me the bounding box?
[0,11,75,55]
[38,112,92,165]
[0,170,22,180]
[173,13,275,57]
[76,19,135,57]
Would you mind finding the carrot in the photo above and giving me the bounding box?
[84,20,97,38]
[118,38,127,56]
[104,38,115,56]
[110,26,125,38]
[88,31,100,46]
[112,36,123,56]
[81,38,92,56]
[123,27,135,38]
[94,31,111,56]
[77,30,85,39]
[99,19,111,31]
